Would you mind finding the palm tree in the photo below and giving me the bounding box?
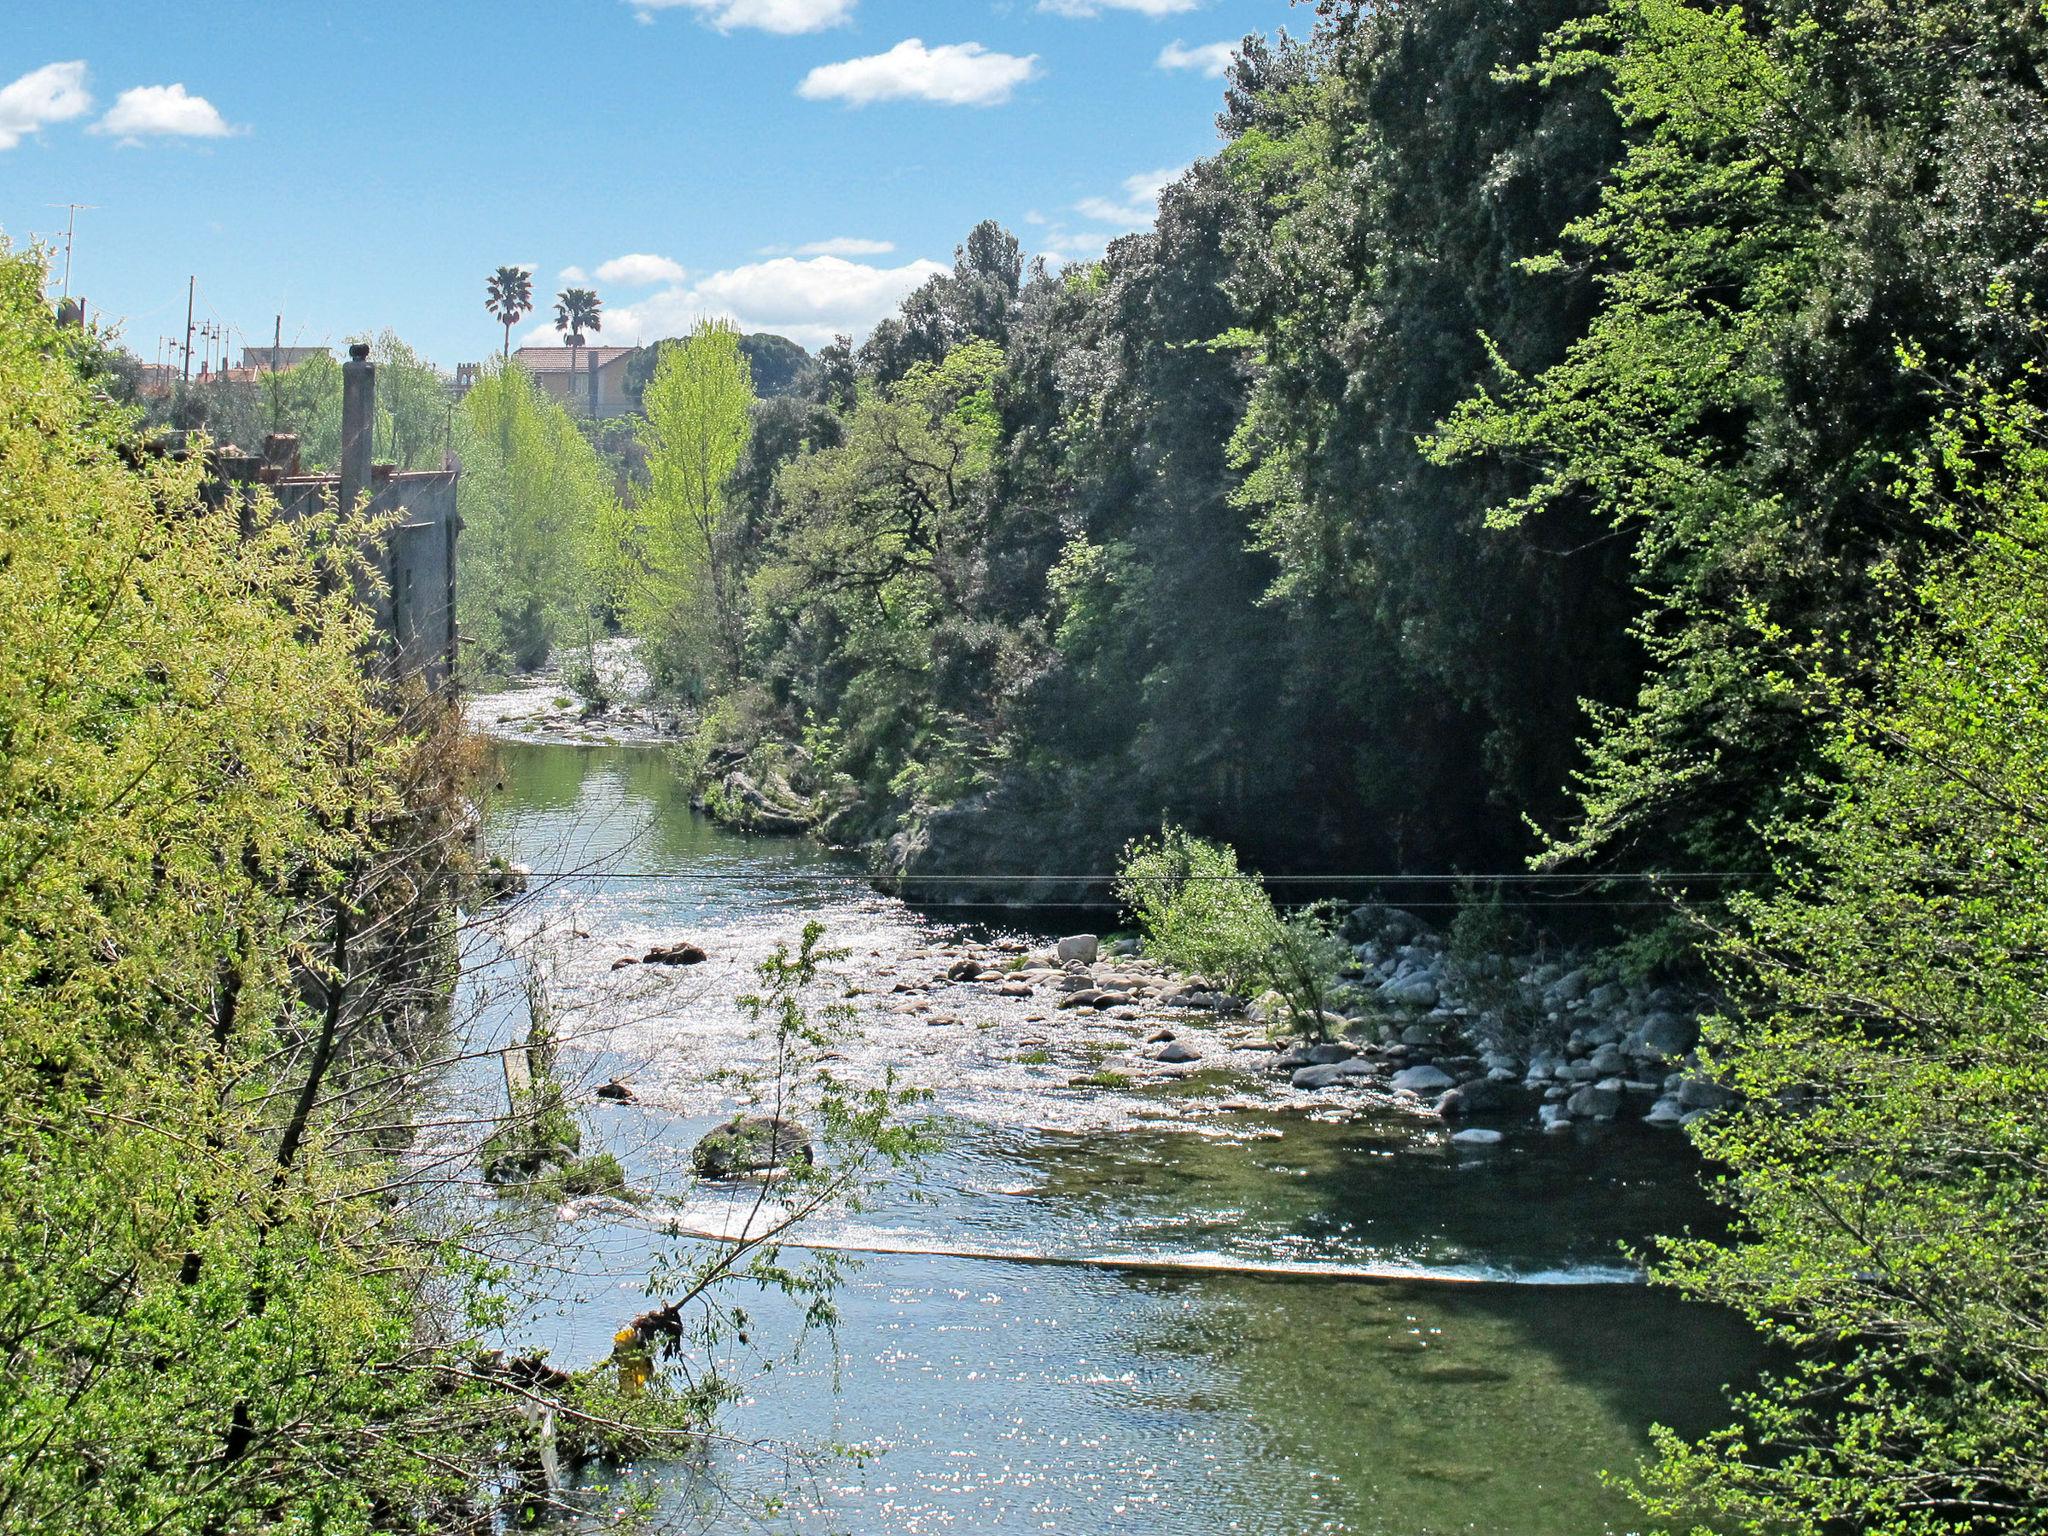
[484,266,534,363]
[553,287,603,412]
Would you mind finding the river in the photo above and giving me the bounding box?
[457,739,1760,1535]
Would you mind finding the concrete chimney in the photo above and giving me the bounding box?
[339,342,375,518]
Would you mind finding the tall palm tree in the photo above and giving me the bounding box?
[553,287,603,412]
[484,266,533,363]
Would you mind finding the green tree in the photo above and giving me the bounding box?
[484,263,533,361]
[455,360,617,673]
[630,320,757,693]
[553,286,603,412]
[1635,369,2048,1533]
[1427,0,2048,876]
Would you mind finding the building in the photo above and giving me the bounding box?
[510,344,637,417]
[240,344,333,372]
[211,344,459,688]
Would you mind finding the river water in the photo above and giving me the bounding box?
[461,740,1759,1536]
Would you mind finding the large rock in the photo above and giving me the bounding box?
[644,942,709,966]
[1293,1059,1379,1091]
[1056,934,1101,965]
[1677,1075,1736,1111]
[1390,1064,1456,1095]
[1379,974,1441,1009]
[1451,1128,1505,1146]
[1587,1042,1627,1077]
[1151,1041,1202,1064]
[1435,1076,1514,1118]
[1634,1011,1699,1059]
[691,1116,812,1178]
[1566,1080,1623,1121]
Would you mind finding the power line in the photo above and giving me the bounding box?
[490,870,1751,885]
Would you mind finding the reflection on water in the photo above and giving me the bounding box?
[471,740,1758,1535]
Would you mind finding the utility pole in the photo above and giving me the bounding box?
[47,203,95,297]
[182,276,195,383]
[272,314,282,375]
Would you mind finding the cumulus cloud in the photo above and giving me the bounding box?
[0,61,93,151]
[595,252,687,286]
[1073,164,1186,226]
[558,265,591,284]
[799,39,1039,108]
[1039,0,1200,16]
[629,0,855,32]
[1157,39,1235,77]
[93,83,234,141]
[523,253,947,350]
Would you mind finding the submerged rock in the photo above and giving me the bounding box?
[644,942,709,967]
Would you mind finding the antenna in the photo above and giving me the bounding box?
[46,204,97,298]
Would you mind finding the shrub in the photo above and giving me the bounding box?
[1115,826,1349,1042]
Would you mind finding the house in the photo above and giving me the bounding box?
[239,345,333,372]
[511,345,637,417]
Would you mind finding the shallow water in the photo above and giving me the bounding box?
[463,740,1758,1535]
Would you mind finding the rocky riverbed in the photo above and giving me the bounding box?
[839,911,1730,1138]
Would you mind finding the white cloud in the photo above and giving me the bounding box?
[93,83,234,141]
[558,265,590,284]
[799,39,1039,108]
[1157,39,1235,77]
[1073,164,1186,227]
[0,61,92,151]
[794,236,896,257]
[1040,0,1200,16]
[630,0,855,31]
[595,252,688,286]
[521,253,947,351]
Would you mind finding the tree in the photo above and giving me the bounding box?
[552,286,603,413]
[1635,370,2048,1534]
[1427,0,2048,877]
[630,320,757,693]
[455,360,618,673]
[484,264,532,362]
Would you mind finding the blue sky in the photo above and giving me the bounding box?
[1,0,1296,369]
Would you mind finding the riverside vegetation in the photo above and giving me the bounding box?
[0,245,929,1535]
[8,0,2047,1524]
[453,0,2048,1529]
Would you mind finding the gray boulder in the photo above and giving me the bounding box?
[1451,1128,1505,1146]
[1056,934,1100,965]
[1566,1080,1623,1121]
[1151,1041,1201,1064]
[1677,1076,1736,1111]
[1635,1011,1699,1059]
[1391,1063,1456,1095]
[1643,1096,1687,1128]
[1292,1059,1379,1091]
[1587,1042,1627,1076]
[1539,1103,1573,1134]
[1379,974,1441,1009]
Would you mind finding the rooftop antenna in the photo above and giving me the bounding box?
[46,204,97,297]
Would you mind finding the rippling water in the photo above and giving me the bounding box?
[459,740,1758,1535]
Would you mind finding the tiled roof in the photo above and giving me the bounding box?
[512,345,637,374]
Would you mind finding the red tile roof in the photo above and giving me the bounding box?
[513,345,637,374]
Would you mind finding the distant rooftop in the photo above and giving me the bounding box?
[513,345,636,373]
[239,345,332,370]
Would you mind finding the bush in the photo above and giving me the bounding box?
[1115,826,1349,1042]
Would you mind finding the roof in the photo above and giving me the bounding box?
[239,345,332,369]
[512,345,637,374]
